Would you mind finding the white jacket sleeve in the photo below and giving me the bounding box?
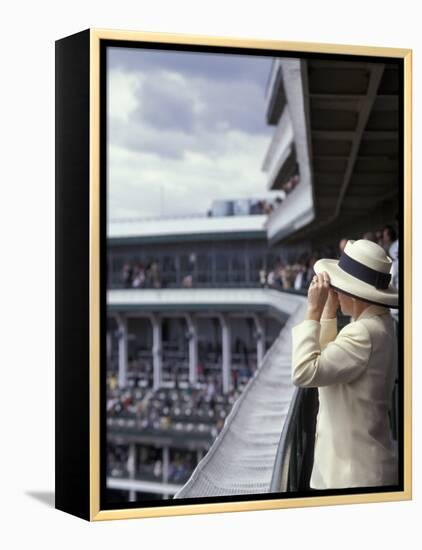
[319,317,338,350]
[291,319,372,387]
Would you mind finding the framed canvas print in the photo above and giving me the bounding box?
[55,28,412,522]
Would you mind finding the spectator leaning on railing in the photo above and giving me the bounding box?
[362,217,399,291]
[291,239,399,490]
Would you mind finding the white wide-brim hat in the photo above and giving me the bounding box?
[313,239,398,309]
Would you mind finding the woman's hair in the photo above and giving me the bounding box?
[383,224,397,242]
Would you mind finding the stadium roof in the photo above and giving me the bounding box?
[108,214,268,244]
[265,58,400,245]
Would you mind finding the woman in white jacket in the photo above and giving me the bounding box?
[291,239,399,490]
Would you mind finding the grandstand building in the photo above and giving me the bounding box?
[106,211,307,502]
[263,57,399,247]
[106,55,400,503]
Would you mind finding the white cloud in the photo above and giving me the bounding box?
[108,69,139,122]
[108,129,273,220]
[107,54,274,220]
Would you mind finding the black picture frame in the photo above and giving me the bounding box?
[55,28,412,522]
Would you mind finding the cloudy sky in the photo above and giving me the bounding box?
[107,46,275,221]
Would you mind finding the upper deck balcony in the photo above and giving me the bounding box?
[263,58,400,246]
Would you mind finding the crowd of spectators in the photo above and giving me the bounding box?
[107,444,197,485]
[258,220,400,293]
[250,174,300,218]
[107,374,242,438]
[280,173,300,196]
[360,221,399,290]
[116,216,399,295]
[107,375,243,490]
[260,253,325,292]
[110,349,256,391]
[107,355,256,496]
[121,260,161,289]
[151,450,196,484]
[248,196,281,216]
[251,175,300,218]
[120,254,199,289]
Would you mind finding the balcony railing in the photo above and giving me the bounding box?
[269,386,318,492]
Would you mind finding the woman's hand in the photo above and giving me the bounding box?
[305,272,331,321]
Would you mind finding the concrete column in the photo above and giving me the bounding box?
[185,314,198,385]
[252,314,266,368]
[127,443,136,502]
[218,314,232,394]
[149,314,162,391]
[162,446,170,499]
[245,248,250,284]
[106,330,112,364]
[116,314,128,389]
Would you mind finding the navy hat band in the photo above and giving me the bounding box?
[338,252,391,290]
